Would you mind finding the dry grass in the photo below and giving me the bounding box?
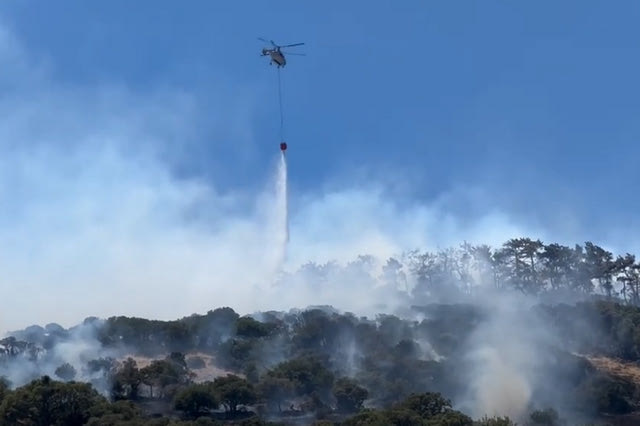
[118,352,240,383]
[585,355,640,383]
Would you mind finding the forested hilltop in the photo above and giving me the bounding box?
[3,238,640,425]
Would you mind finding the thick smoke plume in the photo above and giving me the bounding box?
[462,292,540,420]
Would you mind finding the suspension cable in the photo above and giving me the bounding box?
[277,67,284,141]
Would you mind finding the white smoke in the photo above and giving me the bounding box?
[0,321,117,390]
[0,22,542,335]
[459,290,552,421]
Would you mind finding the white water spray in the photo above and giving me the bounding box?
[273,151,289,270]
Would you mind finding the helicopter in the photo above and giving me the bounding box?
[259,38,305,68]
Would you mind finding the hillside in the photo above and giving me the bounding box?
[1,300,640,425]
[3,238,640,424]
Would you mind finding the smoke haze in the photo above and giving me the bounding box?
[0,20,547,334]
[0,21,622,423]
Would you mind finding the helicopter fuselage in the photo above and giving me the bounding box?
[269,50,286,67]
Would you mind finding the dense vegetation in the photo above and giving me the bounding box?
[3,238,640,425]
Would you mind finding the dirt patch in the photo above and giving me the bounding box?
[118,352,240,383]
[185,352,241,382]
[585,356,640,383]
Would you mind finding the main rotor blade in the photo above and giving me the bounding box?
[258,37,277,47]
[281,42,304,48]
[283,52,306,56]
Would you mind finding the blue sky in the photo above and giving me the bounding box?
[0,2,639,329]
[2,1,639,238]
